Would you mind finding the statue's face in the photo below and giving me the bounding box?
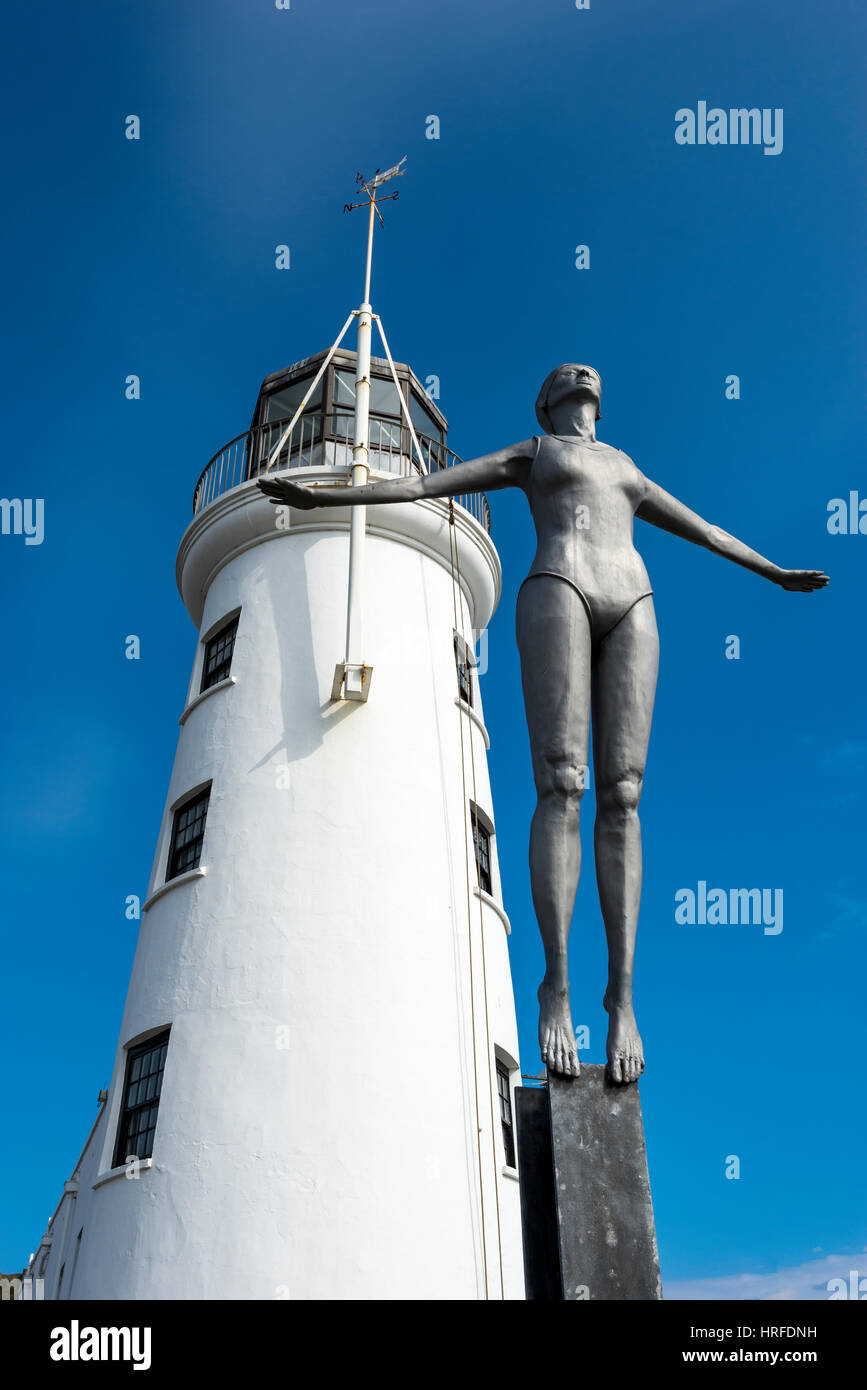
[547,364,602,420]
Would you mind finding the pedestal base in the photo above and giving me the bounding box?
[516,1066,663,1301]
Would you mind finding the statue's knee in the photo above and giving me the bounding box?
[598,772,642,818]
[538,756,587,805]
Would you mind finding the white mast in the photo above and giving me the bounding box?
[336,159,405,701]
[259,157,441,706]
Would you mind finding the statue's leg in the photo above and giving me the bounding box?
[516,575,591,1077]
[591,596,659,1083]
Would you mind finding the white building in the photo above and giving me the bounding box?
[28,349,526,1300]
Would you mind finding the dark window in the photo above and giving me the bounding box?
[168,787,210,880]
[497,1061,516,1168]
[472,814,492,895]
[409,391,443,446]
[368,375,402,417]
[332,369,359,410]
[263,374,323,424]
[332,370,402,452]
[114,1031,170,1167]
[257,376,324,471]
[333,369,401,417]
[201,616,238,692]
[369,415,401,450]
[454,634,474,707]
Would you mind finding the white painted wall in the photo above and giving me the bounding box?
[36,472,525,1300]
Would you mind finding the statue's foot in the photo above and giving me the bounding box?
[538,978,580,1077]
[603,992,645,1084]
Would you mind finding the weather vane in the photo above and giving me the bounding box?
[343,157,406,226]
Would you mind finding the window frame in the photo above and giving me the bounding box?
[113,1029,171,1169]
[201,614,239,693]
[331,367,407,454]
[471,808,493,896]
[167,785,211,882]
[408,388,444,455]
[260,372,324,440]
[496,1058,516,1169]
[454,632,475,708]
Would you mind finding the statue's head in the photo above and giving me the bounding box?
[535,364,602,431]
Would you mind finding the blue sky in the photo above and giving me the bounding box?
[1,0,865,1295]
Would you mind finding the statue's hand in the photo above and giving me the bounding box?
[257,475,319,509]
[775,568,829,592]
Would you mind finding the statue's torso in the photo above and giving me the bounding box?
[524,434,653,629]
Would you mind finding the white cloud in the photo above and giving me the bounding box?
[666,1251,867,1301]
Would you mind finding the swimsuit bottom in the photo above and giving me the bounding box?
[518,571,654,644]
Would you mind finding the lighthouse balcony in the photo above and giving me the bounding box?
[192,412,490,532]
[191,348,491,532]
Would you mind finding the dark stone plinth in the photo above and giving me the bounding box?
[515,1087,561,1300]
[548,1066,662,1300]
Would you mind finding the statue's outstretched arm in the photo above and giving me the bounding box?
[637,478,828,592]
[258,443,533,510]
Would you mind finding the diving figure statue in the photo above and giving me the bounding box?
[258,364,828,1082]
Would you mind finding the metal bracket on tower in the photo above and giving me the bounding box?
[331,661,373,703]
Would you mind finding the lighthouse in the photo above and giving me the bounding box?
[27,169,526,1300]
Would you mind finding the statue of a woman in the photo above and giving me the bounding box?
[259,365,827,1082]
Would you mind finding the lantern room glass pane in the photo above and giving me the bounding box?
[369,375,401,416]
[332,370,357,410]
[410,391,442,445]
[264,375,323,423]
[334,370,401,418]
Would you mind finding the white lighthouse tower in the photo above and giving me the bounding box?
[29,169,526,1301]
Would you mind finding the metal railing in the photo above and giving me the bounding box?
[192,410,491,533]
